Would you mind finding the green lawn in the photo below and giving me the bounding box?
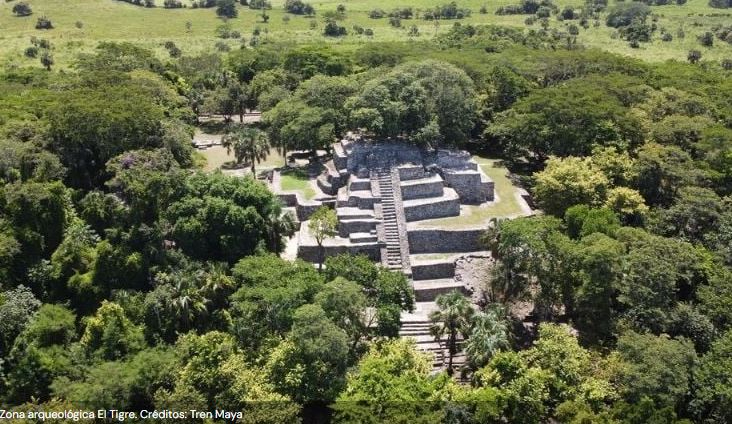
[1,0,730,69]
[199,145,286,172]
[414,156,526,229]
[280,168,317,200]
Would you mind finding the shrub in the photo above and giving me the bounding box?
[606,2,651,27]
[12,2,33,16]
[364,28,374,36]
[688,49,702,63]
[389,17,401,27]
[388,7,414,19]
[698,31,714,46]
[215,41,231,52]
[216,0,238,18]
[369,9,386,18]
[661,32,673,41]
[323,20,346,36]
[284,0,314,15]
[248,0,271,9]
[568,24,579,34]
[424,2,471,19]
[536,6,552,17]
[35,17,54,30]
[24,46,39,58]
[708,0,731,8]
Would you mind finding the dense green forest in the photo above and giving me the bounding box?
[1,12,732,424]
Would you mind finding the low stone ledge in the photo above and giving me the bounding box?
[398,165,426,181]
[407,229,485,253]
[403,192,460,222]
[401,177,445,201]
[338,219,378,237]
[411,260,456,280]
[297,243,381,263]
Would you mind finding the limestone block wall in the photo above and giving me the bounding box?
[401,178,444,200]
[346,142,423,173]
[296,201,335,222]
[443,170,485,204]
[398,165,426,181]
[277,193,298,207]
[431,149,477,171]
[297,243,381,263]
[403,195,460,222]
[338,219,377,237]
[415,285,469,302]
[407,229,485,253]
[482,180,495,202]
[411,261,456,280]
[334,148,348,170]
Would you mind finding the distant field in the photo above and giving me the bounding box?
[1,0,730,69]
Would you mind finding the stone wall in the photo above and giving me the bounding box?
[430,149,477,171]
[414,285,468,302]
[277,193,298,207]
[398,165,426,181]
[443,170,485,204]
[400,178,444,200]
[403,195,460,222]
[296,200,335,222]
[346,142,423,173]
[411,260,456,280]
[297,243,381,263]
[407,229,485,253]
[338,219,377,237]
[482,180,495,202]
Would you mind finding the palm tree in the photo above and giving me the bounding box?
[464,308,510,371]
[265,203,297,254]
[429,291,474,375]
[221,125,270,175]
[170,277,208,332]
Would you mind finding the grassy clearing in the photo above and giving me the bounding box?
[198,145,286,172]
[414,156,525,229]
[1,0,730,69]
[280,167,316,200]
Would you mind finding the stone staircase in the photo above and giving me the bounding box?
[374,168,403,272]
[399,316,467,373]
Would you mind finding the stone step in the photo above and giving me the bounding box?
[403,188,461,222]
[336,207,374,220]
[413,279,467,302]
[350,232,378,243]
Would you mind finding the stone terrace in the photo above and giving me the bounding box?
[273,133,532,372]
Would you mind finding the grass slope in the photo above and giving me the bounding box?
[1,0,730,69]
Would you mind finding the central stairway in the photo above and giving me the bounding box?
[374,168,404,272]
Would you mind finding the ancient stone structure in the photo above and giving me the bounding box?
[278,133,511,372]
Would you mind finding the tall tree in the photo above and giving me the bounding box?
[308,206,338,271]
[464,308,510,370]
[430,290,474,375]
[221,125,270,175]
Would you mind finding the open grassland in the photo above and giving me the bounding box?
[1,0,730,69]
